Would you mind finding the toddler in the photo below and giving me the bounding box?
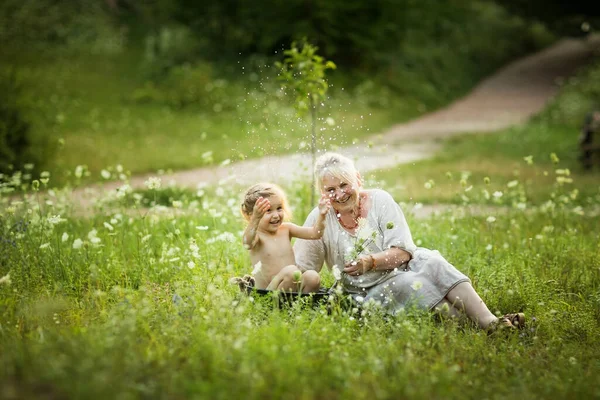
[241,182,330,293]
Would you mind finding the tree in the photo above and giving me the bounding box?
[276,39,336,204]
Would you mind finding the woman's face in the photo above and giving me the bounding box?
[321,173,360,213]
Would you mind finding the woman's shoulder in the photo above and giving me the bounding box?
[367,188,396,203]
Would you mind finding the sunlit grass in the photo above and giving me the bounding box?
[1,160,599,398]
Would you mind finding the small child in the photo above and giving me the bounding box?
[240,182,330,293]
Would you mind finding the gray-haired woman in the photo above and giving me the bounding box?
[292,152,524,331]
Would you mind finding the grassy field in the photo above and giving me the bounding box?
[0,30,600,400]
[1,58,600,399]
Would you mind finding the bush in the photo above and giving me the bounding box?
[0,70,33,175]
[0,0,123,54]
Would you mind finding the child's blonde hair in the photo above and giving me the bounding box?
[241,182,291,221]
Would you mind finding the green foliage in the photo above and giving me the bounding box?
[0,70,33,175]
[141,24,204,79]
[276,39,336,116]
[132,62,238,110]
[0,0,123,54]
[539,60,600,127]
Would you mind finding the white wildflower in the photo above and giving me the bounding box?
[144,177,161,190]
[187,261,196,269]
[116,184,132,198]
[47,215,66,225]
[411,281,423,291]
[74,165,84,179]
[493,191,503,198]
[103,222,114,231]
[206,232,236,244]
[486,244,493,251]
[332,265,342,281]
[196,226,209,231]
[88,229,101,245]
[101,169,111,179]
[0,273,11,286]
[486,216,496,223]
[39,243,50,249]
[507,180,519,188]
[72,239,83,249]
[61,232,69,242]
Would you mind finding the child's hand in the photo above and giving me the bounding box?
[318,194,331,215]
[252,197,270,219]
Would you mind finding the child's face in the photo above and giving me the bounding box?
[257,194,285,233]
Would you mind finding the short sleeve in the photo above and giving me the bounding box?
[293,208,326,272]
[376,190,417,255]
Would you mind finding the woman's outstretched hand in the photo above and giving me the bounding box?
[343,254,373,276]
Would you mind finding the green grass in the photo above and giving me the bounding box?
[2,30,599,400]
[1,162,599,398]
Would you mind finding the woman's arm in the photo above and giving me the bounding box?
[344,247,411,275]
[344,190,415,275]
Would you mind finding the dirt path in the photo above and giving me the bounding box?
[76,35,599,208]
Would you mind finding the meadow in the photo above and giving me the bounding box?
[2,3,600,393]
[1,49,600,399]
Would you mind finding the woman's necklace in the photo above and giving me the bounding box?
[336,196,362,230]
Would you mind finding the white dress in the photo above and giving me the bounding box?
[293,189,470,314]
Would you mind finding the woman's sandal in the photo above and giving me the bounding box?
[503,312,525,329]
[487,312,525,334]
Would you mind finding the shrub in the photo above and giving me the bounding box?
[0,70,33,175]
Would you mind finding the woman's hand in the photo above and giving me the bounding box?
[343,254,373,276]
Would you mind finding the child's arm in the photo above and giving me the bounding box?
[287,194,330,240]
[242,197,269,249]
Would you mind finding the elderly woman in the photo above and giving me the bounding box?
[292,152,524,331]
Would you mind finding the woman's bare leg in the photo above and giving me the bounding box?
[433,298,463,319]
[446,282,497,328]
